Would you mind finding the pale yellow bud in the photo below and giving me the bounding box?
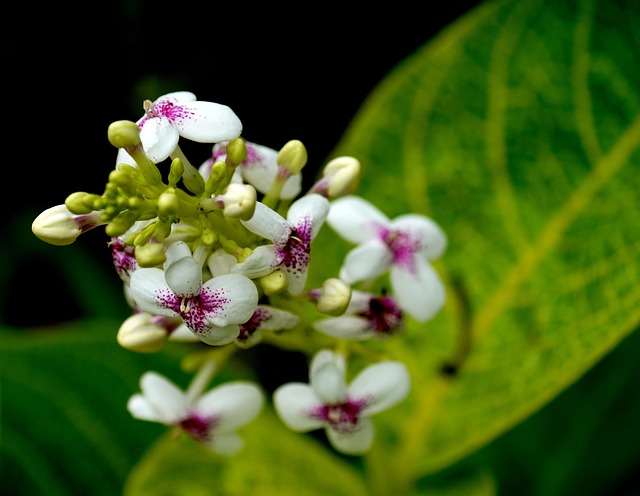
[226,138,248,166]
[323,156,361,198]
[260,270,288,295]
[222,184,257,220]
[32,205,103,246]
[135,242,166,267]
[157,188,180,217]
[117,313,168,353]
[277,139,307,174]
[108,120,141,149]
[316,278,352,316]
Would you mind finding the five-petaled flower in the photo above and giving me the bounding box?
[326,196,447,322]
[313,289,403,340]
[127,366,263,455]
[129,241,258,345]
[117,91,242,164]
[273,349,410,455]
[234,194,330,295]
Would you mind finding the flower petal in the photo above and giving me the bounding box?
[232,245,277,279]
[349,362,410,416]
[390,258,445,322]
[202,274,258,327]
[253,305,300,331]
[392,214,447,260]
[327,196,390,244]
[127,395,160,422]
[165,256,202,298]
[339,240,392,284]
[197,382,263,432]
[326,417,374,455]
[174,101,242,143]
[140,117,179,163]
[311,360,347,404]
[287,194,330,240]
[138,371,189,423]
[240,201,289,242]
[273,383,325,431]
[313,315,371,340]
[129,268,178,317]
[198,323,240,346]
[207,249,237,276]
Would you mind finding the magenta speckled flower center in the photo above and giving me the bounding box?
[179,412,217,442]
[309,397,369,434]
[154,286,231,334]
[238,307,270,343]
[276,217,312,274]
[110,237,138,280]
[377,226,421,273]
[361,295,403,334]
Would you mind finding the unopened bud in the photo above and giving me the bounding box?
[226,138,248,166]
[157,188,180,217]
[108,120,141,149]
[260,270,287,295]
[315,278,352,316]
[277,139,307,174]
[221,183,257,220]
[117,313,168,353]
[322,156,361,198]
[135,242,166,267]
[32,205,103,246]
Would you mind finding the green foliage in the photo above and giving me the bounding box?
[318,0,640,484]
[2,0,639,494]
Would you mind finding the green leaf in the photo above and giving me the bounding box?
[0,320,185,495]
[124,409,369,496]
[318,0,640,482]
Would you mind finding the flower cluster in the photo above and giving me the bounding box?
[32,91,447,455]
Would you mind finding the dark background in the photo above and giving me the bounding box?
[11,1,482,215]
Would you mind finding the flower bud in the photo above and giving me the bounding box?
[315,278,352,316]
[157,188,180,217]
[32,205,103,246]
[135,242,166,267]
[277,139,307,175]
[226,138,248,166]
[108,120,141,149]
[221,183,257,220]
[117,313,168,353]
[65,192,101,215]
[321,156,361,198]
[260,270,287,295]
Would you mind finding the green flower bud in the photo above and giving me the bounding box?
[260,270,288,295]
[65,192,99,215]
[277,139,307,175]
[157,188,180,217]
[108,120,141,149]
[135,242,166,267]
[226,138,248,166]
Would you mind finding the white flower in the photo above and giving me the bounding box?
[127,369,263,455]
[313,290,403,340]
[117,91,242,164]
[129,241,258,345]
[234,194,330,295]
[200,140,302,200]
[273,349,410,455]
[326,196,447,322]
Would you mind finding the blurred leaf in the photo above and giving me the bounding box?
[0,320,185,495]
[469,324,640,496]
[314,0,640,483]
[124,409,369,496]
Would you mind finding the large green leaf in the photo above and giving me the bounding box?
[313,0,640,483]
